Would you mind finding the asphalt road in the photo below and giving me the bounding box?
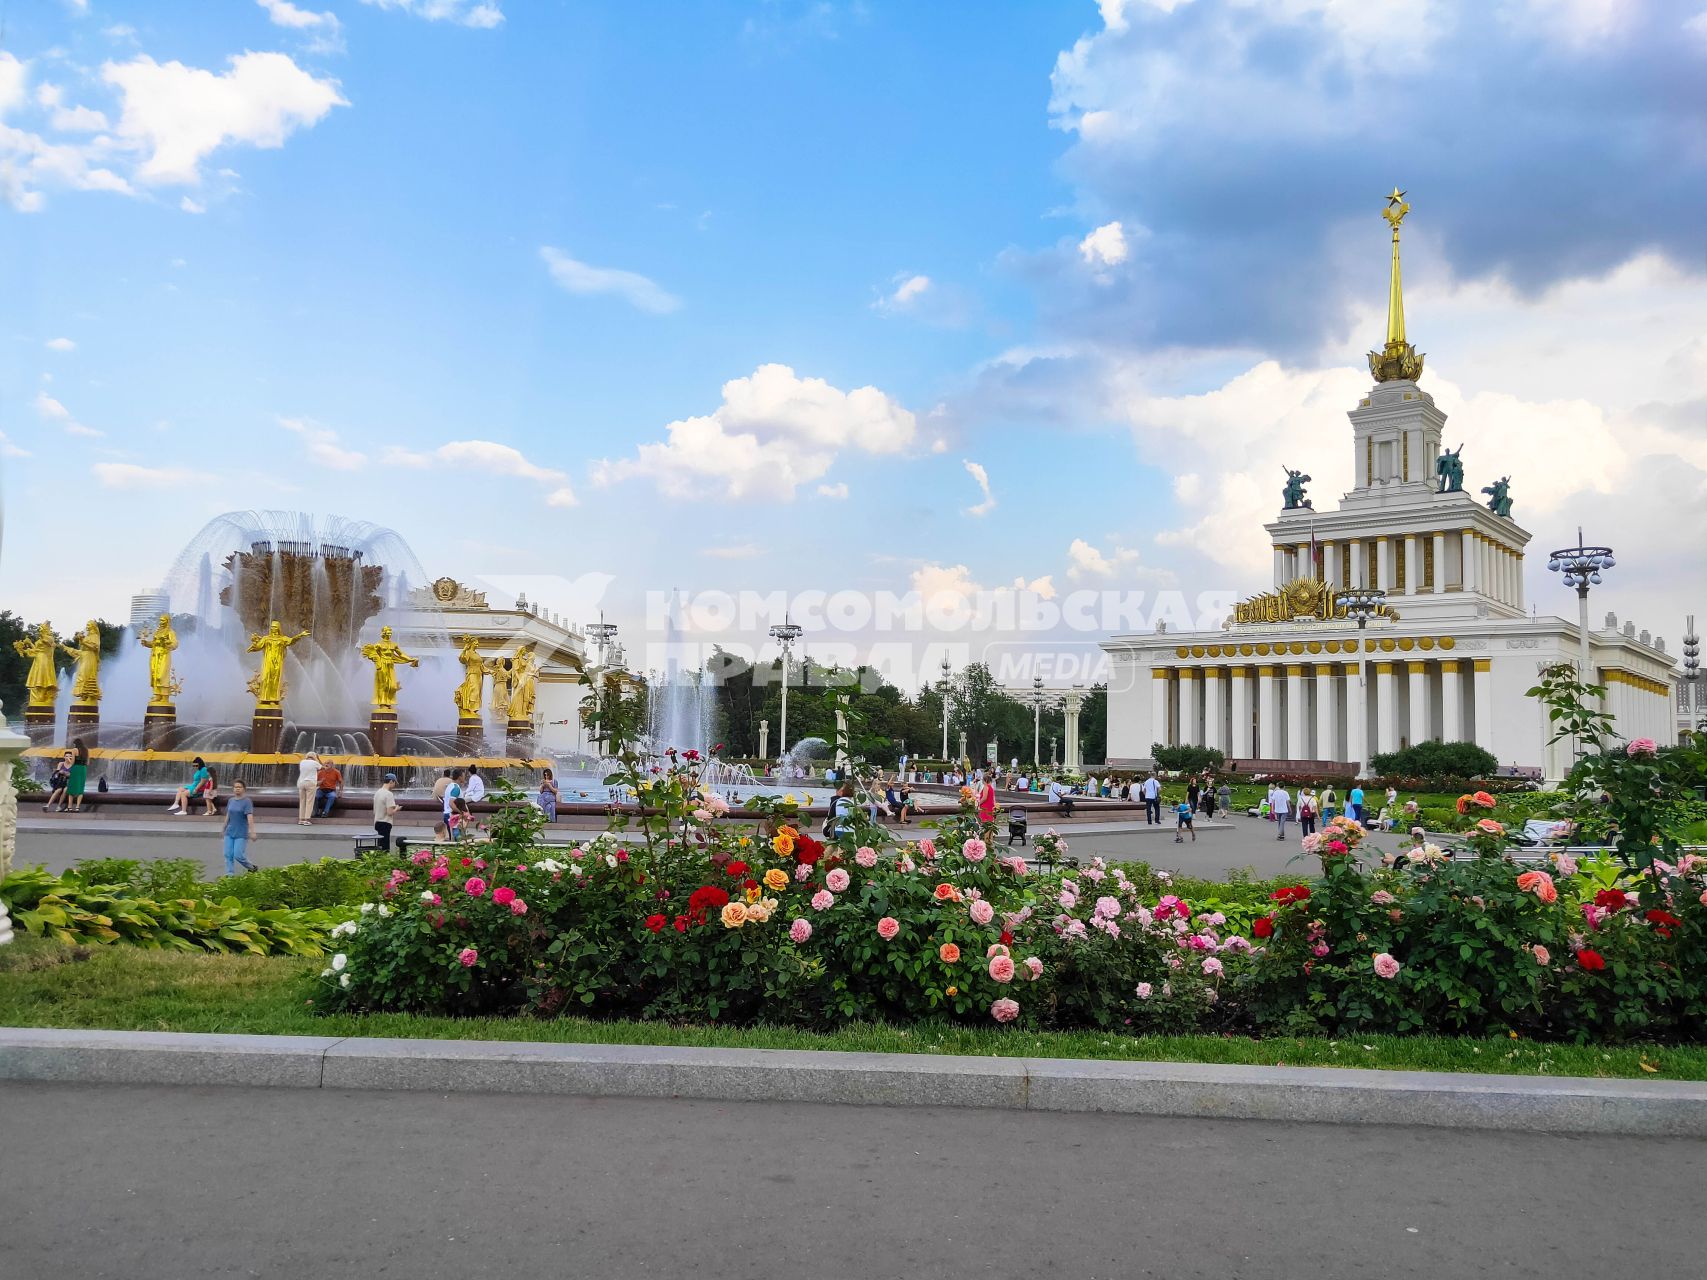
[1,1082,1701,1279]
[14,812,1380,881]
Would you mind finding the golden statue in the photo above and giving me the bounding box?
[1367,187,1425,383]
[507,644,539,721]
[486,654,514,719]
[137,614,181,705]
[59,620,103,704]
[13,622,59,709]
[245,621,309,706]
[360,625,420,710]
[452,635,486,718]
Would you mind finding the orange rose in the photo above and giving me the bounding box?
[933,882,961,902]
[1473,791,1497,808]
[939,942,961,964]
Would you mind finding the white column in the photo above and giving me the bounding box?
[1272,546,1286,587]
[1284,664,1306,760]
[1229,669,1251,761]
[1459,529,1477,595]
[1203,668,1224,754]
[1179,667,1200,747]
[1350,539,1367,588]
[1151,668,1171,748]
[1511,549,1523,610]
[1408,660,1430,745]
[1431,532,1446,594]
[1382,537,1398,591]
[1062,693,1082,770]
[1323,541,1339,586]
[1346,658,1368,776]
[1472,659,1493,752]
[1314,664,1336,762]
[1403,534,1419,596]
[1441,660,1463,741]
[1257,666,1278,758]
[1376,661,1399,755]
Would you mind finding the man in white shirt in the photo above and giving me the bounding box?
[1269,784,1293,840]
[1141,774,1161,825]
[1046,777,1073,818]
[464,767,486,803]
[372,773,401,852]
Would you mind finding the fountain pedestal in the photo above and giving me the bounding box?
[368,709,399,757]
[22,705,55,747]
[456,716,483,755]
[251,705,284,755]
[143,703,177,752]
[506,718,534,756]
[67,703,100,748]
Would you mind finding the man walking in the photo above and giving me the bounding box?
[1142,773,1161,825]
[1348,782,1365,824]
[222,779,259,875]
[1269,783,1292,841]
[373,773,401,853]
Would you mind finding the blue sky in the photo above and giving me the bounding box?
[3,0,1704,688]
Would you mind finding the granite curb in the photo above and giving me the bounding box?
[3,1027,1704,1136]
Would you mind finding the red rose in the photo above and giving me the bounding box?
[743,878,759,891]
[1646,909,1682,938]
[794,834,825,865]
[1000,930,1014,946]
[644,914,667,933]
[673,915,689,933]
[1252,915,1275,939]
[1271,885,1311,906]
[1576,948,1606,971]
[1593,889,1627,911]
[687,884,730,923]
[726,860,750,878]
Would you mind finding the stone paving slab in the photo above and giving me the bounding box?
[3,1027,1704,1136]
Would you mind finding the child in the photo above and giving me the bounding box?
[1174,798,1195,843]
[44,752,71,812]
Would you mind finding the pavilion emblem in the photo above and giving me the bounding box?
[1233,577,1398,626]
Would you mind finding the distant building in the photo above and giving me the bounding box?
[129,589,169,628]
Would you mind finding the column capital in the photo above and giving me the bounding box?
[1313,663,1335,677]
[1473,658,1492,673]
[1152,667,1172,680]
[1408,660,1428,674]
[1375,661,1395,674]
[1285,663,1305,676]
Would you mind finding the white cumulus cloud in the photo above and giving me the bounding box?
[383,438,574,507]
[278,416,366,470]
[33,390,103,437]
[962,459,996,516]
[540,246,680,314]
[359,0,504,27]
[93,462,212,490]
[1078,220,1128,270]
[45,336,75,352]
[594,363,917,501]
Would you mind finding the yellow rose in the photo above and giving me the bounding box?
[784,794,797,806]
[763,868,789,891]
[772,834,795,857]
[720,901,748,928]
[745,885,762,904]
[945,985,959,997]
[738,836,752,847]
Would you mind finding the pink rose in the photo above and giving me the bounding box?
[1094,896,1121,919]
[474,859,486,870]
[795,864,813,882]
[457,947,478,967]
[1135,982,1153,1000]
[988,954,1016,983]
[510,899,528,916]
[990,997,1020,1023]
[1023,956,1043,980]
[876,916,900,940]
[1058,891,1078,910]
[826,868,851,892]
[969,899,995,926]
[1532,945,1550,966]
[410,850,431,866]
[789,918,812,944]
[811,890,835,912]
[1372,952,1401,979]
[919,839,938,860]
[463,877,487,898]
[1371,890,1396,905]
[962,838,987,863]
[429,866,449,882]
[492,886,516,906]
[855,846,878,868]
[1202,956,1224,977]
[1627,737,1657,757]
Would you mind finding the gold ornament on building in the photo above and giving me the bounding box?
[1367,188,1426,383]
[1234,577,1398,626]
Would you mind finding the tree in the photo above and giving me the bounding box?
[0,611,30,718]
[1077,684,1108,766]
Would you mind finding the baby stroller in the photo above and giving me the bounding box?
[1007,807,1029,847]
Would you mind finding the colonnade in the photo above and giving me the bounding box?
[1151,648,1491,765]
[1272,528,1523,609]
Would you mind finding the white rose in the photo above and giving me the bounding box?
[378,904,392,917]
[605,854,618,868]
[319,968,332,978]
[331,953,347,972]
[421,891,436,902]
[340,973,351,989]
[359,903,375,914]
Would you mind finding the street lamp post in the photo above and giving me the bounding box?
[1684,617,1701,743]
[1336,587,1387,778]
[769,614,804,763]
[584,616,619,756]
[1547,529,1615,688]
[1030,676,1045,767]
[937,655,952,761]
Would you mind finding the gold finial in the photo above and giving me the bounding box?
[1368,187,1424,383]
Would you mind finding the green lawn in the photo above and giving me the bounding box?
[2,937,1701,1081]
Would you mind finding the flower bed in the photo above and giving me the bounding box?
[313,764,1707,1044]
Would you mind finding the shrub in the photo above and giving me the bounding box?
[1370,740,1499,780]
[75,857,204,902]
[1151,743,1226,773]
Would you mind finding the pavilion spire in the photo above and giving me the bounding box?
[1367,187,1425,382]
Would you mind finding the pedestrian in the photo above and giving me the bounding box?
[1298,787,1317,837]
[65,738,90,813]
[464,765,486,804]
[1348,782,1365,824]
[1217,779,1232,817]
[826,782,857,841]
[221,779,259,875]
[432,768,453,806]
[296,751,320,826]
[168,757,210,815]
[1321,784,1339,822]
[1174,797,1195,843]
[372,773,401,852]
[1142,772,1161,825]
[44,750,71,812]
[1187,775,1201,815]
[1270,783,1293,840]
[1202,776,1218,820]
[315,757,343,818]
[201,765,220,816]
[976,772,997,828]
[443,767,467,840]
[1386,785,1398,812]
[538,767,560,823]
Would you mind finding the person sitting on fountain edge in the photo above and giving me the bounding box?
[315,757,343,818]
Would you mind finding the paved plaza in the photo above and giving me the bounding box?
[3,1081,1702,1280]
[12,808,1403,882]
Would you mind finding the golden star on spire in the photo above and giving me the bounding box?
[1386,187,1407,206]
